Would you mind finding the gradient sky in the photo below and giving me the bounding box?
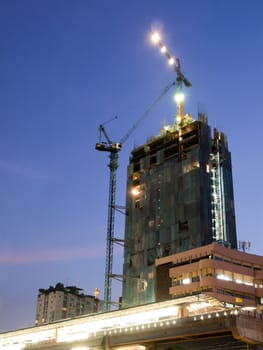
[0,0,263,332]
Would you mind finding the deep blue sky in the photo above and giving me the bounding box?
[0,0,263,331]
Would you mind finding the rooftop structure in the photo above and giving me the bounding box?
[35,283,102,325]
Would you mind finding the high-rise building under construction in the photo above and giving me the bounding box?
[122,114,237,307]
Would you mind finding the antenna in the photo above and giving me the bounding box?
[238,240,251,252]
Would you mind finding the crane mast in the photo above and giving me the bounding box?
[104,150,118,311]
[95,121,121,312]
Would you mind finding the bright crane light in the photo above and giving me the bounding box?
[168,57,175,65]
[151,31,161,44]
[174,92,185,103]
[150,31,176,68]
[160,45,167,53]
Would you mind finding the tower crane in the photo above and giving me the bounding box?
[95,81,175,311]
[150,31,192,127]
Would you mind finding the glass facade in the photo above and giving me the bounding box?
[122,115,237,307]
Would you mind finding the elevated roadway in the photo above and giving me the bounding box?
[0,295,262,350]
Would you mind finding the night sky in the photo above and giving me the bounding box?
[0,0,263,332]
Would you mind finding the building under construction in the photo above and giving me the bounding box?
[122,114,237,307]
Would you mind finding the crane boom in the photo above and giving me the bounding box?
[120,81,175,144]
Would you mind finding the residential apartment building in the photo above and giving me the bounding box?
[35,283,103,325]
[155,242,263,310]
[122,114,237,307]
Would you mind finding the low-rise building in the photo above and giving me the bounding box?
[156,243,263,310]
[35,283,103,325]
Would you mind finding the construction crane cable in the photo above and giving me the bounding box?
[120,81,175,145]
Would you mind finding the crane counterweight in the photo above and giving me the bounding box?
[95,142,122,152]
